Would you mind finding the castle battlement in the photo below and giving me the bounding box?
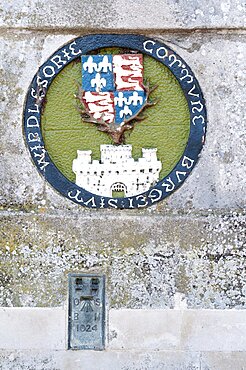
[72,145,162,197]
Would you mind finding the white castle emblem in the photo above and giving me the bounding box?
[72,145,162,197]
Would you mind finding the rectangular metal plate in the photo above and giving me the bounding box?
[68,273,105,350]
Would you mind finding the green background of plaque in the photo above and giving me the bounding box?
[41,49,190,183]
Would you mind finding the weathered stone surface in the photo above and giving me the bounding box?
[1,348,246,370]
[0,0,245,30]
[161,32,246,211]
[201,351,246,370]
[0,211,245,308]
[0,349,201,370]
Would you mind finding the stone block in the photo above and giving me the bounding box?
[0,349,201,370]
[108,309,183,350]
[181,310,246,351]
[108,309,246,352]
[0,0,245,30]
[0,307,65,350]
[201,351,246,370]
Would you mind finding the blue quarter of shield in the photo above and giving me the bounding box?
[82,55,114,92]
[114,91,146,124]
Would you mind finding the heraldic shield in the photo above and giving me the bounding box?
[78,54,150,144]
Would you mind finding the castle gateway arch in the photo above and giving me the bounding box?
[110,182,127,197]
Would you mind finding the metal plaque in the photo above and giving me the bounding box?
[68,273,105,350]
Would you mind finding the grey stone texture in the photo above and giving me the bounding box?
[0,0,245,29]
[0,210,245,308]
[0,350,202,370]
[1,349,246,370]
[0,0,246,368]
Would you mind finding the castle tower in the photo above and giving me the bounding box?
[142,148,158,162]
[100,144,132,164]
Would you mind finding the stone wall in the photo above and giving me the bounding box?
[0,0,245,369]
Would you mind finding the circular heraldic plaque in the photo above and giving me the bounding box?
[23,34,207,209]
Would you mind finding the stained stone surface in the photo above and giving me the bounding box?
[0,0,246,367]
[0,210,245,308]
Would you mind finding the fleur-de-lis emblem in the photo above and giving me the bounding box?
[91,73,107,92]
